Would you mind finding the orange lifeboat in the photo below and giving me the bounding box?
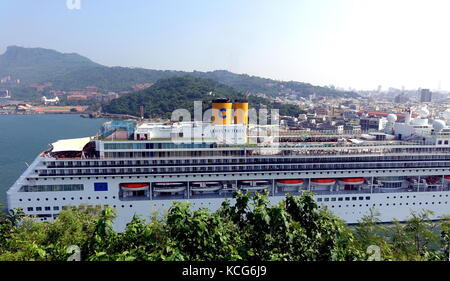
[338,178,365,185]
[444,175,450,182]
[311,179,336,186]
[277,179,305,184]
[120,183,149,191]
[277,179,305,189]
[277,179,305,191]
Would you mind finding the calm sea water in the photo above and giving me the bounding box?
[0,114,108,205]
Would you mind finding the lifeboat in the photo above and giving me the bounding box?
[153,182,186,193]
[192,181,221,185]
[241,185,270,191]
[277,179,304,188]
[378,177,404,183]
[120,183,149,191]
[311,179,336,186]
[277,179,305,185]
[338,178,365,185]
[378,177,404,190]
[191,181,222,193]
[277,179,304,192]
[241,180,270,184]
[240,180,270,191]
[444,175,450,182]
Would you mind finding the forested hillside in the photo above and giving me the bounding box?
[103,76,306,118]
[0,46,358,99]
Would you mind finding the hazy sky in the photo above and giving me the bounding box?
[1,0,450,91]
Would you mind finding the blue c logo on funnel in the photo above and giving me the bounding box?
[218,108,227,119]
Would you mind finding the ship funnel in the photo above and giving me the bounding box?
[212,98,233,125]
[233,100,249,126]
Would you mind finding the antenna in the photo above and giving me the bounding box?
[140,105,145,119]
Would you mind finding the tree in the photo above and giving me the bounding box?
[217,191,365,261]
[2,194,450,261]
[0,205,101,261]
[353,209,393,260]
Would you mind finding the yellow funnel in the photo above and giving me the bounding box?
[212,99,233,125]
[233,101,249,126]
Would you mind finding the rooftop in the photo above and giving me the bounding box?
[51,137,93,152]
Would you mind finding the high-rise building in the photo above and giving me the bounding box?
[420,89,432,102]
[394,93,409,103]
[360,117,379,131]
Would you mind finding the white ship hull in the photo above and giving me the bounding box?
[7,156,450,231]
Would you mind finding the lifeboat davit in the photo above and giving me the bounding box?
[120,183,149,191]
[311,179,336,186]
[338,178,365,185]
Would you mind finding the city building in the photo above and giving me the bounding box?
[420,89,432,103]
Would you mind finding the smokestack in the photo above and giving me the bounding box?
[405,108,411,124]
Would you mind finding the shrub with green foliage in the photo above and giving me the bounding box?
[1,193,450,261]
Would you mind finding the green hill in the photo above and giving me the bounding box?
[103,76,305,118]
[0,46,102,84]
[190,70,358,99]
[0,46,358,99]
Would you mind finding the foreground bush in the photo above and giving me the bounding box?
[1,191,449,261]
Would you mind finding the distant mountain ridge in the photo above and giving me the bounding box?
[0,46,102,83]
[0,46,358,99]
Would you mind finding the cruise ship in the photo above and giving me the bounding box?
[7,100,450,231]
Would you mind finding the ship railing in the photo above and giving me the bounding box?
[37,160,450,177]
[256,141,428,148]
[312,186,450,196]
